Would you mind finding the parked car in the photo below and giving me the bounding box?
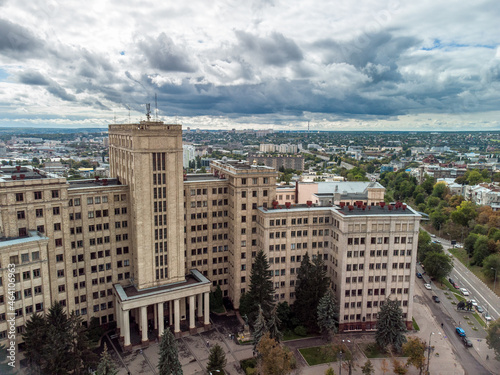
[431,234,436,238]
[453,282,460,289]
[475,305,484,314]
[483,312,492,321]
[460,288,470,296]
[448,278,454,284]
[456,327,466,337]
[416,272,422,279]
[424,283,432,290]
[463,337,473,347]
[432,296,440,303]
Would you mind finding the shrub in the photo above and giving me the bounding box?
[294,325,307,336]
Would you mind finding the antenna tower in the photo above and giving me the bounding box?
[155,93,158,121]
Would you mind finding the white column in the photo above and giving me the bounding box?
[153,303,158,330]
[189,295,195,329]
[157,302,164,337]
[174,299,180,333]
[204,292,210,325]
[197,293,203,318]
[141,305,148,343]
[123,309,131,347]
[169,300,173,326]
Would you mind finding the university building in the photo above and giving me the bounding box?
[0,121,420,355]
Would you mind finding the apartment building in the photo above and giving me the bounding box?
[0,121,420,355]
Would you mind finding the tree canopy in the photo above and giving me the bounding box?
[375,298,407,352]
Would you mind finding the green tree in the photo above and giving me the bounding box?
[246,250,275,318]
[432,182,449,199]
[464,233,480,255]
[43,302,72,375]
[253,305,268,351]
[325,367,336,375]
[402,337,426,375]
[430,210,447,231]
[361,360,374,375]
[210,285,224,312]
[422,252,453,281]
[68,311,98,374]
[375,298,407,352]
[294,252,330,330]
[472,235,493,266]
[451,201,478,227]
[486,319,500,359]
[0,343,16,374]
[95,343,118,375]
[482,254,500,280]
[158,328,183,375]
[268,305,283,342]
[276,301,293,330]
[317,289,339,340]
[207,343,227,373]
[22,313,46,374]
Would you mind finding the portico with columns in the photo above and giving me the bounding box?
[114,269,211,350]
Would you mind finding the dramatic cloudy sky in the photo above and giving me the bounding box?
[0,0,499,130]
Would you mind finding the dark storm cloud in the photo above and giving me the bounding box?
[234,31,303,66]
[17,70,76,102]
[0,18,43,58]
[138,33,197,73]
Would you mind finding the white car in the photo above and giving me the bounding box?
[483,312,492,321]
[469,299,478,307]
[424,283,432,290]
[460,288,470,296]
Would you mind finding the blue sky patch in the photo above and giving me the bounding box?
[0,68,9,81]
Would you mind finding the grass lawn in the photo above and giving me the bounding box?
[412,317,420,331]
[473,312,487,328]
[455,294,466,303]
[299,346,337,366]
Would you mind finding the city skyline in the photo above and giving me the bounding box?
[0,0,499,130]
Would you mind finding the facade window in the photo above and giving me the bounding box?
[16,193,24,202]
[34,191,42,200]
[52,190,60,198]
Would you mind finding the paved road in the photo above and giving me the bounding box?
[416,279,492,375]
[430,233,500,320]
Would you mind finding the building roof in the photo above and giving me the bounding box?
[315,181,385,194]
[68,178,122,189]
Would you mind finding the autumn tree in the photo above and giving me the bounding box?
[403,336,426,375]
[257,332,294,375]
[392,358,408,375]
[361,360,374,375]
[376,298,407,352]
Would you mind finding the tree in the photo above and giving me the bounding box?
[276,301,293,330]
[482,254,500,280]
[22,313,46,374]
[246,250,275,319]
[451,201,478,227]
[392,358,408,375]
[68,311,98,375]
[402,337,426,375]
[268,305,283,342]
[381,359,389,375]
[158,328,183,375]
[257,333,294,375]
[432,182,449,199]
[43,302,72,375]
[253,305,268,351]
[96,343,118,375]
[294,252,330,330]
[325,367,336,375]
[472,235,493,266]
[464,233,480,255]
[375,298,407,352]
[0,343,16,374]
[486,319,500,359]
[422,252,453,281]
[207,343,227,373]
[361,360,374,375]
[317,289,339,340]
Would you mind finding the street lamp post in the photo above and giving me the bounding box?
[426,332,434,375]
[491,267,498,292]
[339,350,343,375]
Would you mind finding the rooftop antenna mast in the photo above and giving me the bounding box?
[146,103,151,121]
[124,105,131,124]
[155,93,158,121]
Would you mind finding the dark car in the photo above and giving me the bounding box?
[463,337,473,347]
[449,278,454,284]
[432,295,440,303]
[476,305,484,314]
[416,272,423,279]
